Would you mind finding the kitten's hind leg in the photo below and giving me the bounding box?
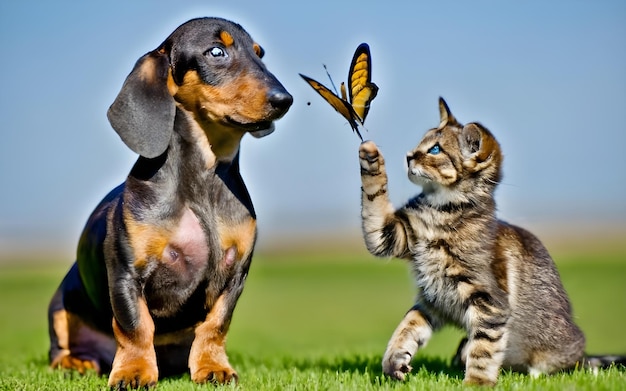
[463,294,510,386]
[383,306,435,380]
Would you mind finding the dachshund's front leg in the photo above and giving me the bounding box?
[188,295,237,384]
[189,259,248,384]
[108,296,158,389]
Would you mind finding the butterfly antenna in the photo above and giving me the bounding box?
[323,64,340,96]
[352,122,364,142]
[355,128,364,142]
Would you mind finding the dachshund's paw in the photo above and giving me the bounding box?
[191,363,238,384]
[359,141,384,175]
[51,353,100,375]
[108,359,158,390]
[382,350,413,381]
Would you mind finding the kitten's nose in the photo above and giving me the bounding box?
[406,154,413,167]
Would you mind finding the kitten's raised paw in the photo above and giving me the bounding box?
[359,141,383,174]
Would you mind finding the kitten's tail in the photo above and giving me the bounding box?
[582,354,626,369]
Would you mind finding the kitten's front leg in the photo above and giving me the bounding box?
[359,141,409,258]
[383,306,434,380]
[359,141,386,188]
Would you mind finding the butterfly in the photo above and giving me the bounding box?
[299,43,378,141]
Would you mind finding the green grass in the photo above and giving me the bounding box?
[1,247,625,390]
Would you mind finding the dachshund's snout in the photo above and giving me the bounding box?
[267,88,293,114]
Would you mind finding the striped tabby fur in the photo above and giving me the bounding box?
[359,98,586,385]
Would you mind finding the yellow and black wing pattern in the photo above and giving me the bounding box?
[299,43,378,141]
[348,43,378,123]
[299,74,363,137]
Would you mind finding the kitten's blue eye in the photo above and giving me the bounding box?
[428,144,441,155]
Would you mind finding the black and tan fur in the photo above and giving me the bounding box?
[359,98,592,385]
[48,17,292,389]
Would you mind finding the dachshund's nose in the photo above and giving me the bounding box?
[267,88,293,112]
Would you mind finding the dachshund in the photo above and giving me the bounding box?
[47,17,292,389]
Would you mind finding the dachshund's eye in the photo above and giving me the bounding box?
[206,47,227,58]
[428,144,441,155]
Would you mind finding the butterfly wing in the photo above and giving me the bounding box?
[348,43,379,122]
[299,73,364,140]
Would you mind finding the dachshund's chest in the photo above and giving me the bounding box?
[131,206,256,275]
[160,208,210,268]
[129,204,255,319]
[166,207,257,268]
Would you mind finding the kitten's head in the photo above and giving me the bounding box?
[406,98,502,198]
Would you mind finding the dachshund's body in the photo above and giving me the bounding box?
[48,17,292,388]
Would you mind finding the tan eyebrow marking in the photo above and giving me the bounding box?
[253,43,262,57]
[220,31,234,47]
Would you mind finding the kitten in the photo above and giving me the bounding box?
[358,98,586,385]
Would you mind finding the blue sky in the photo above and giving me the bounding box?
[1,1,625,255]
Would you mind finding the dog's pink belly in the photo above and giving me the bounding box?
[143,206,255,318]
[162,208,209,268]
[141,208,210,317]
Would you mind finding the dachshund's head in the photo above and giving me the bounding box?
[108,17,292,161]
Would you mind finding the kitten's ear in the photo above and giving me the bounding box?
[438,97,461,128]
[460,123,501,172]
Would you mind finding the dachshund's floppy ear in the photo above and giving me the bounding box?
[107,50,175,158]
